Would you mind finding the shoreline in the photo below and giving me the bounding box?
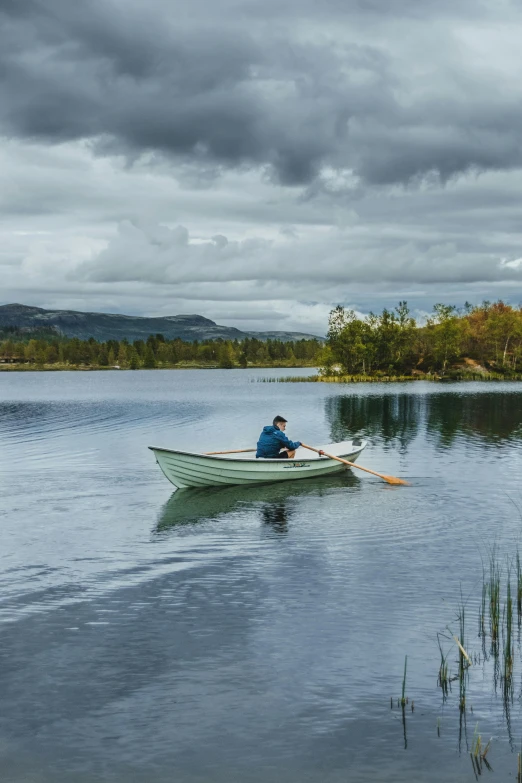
[2,364,522,383]
[267,372,522,384]
[0,363,318,373]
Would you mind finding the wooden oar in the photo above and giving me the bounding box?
[300,443,409,486]
[205,448,256,455]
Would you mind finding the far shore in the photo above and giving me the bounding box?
[0,362,316,372]
[2,363,522,383]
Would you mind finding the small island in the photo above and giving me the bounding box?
[309,300,522,383]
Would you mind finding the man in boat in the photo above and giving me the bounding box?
[256,416,302,459]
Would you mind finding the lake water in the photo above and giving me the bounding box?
[1,370,522,782]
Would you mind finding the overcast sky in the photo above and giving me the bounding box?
[1,0,522,335]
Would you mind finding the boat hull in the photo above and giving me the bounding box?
[149,441,367,488]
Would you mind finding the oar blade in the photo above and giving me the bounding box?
[301,443,409,487]
[382,475,410,486]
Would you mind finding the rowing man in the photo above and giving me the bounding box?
[256,416,302,459]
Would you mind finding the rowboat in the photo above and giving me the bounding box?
[148,439,367,488]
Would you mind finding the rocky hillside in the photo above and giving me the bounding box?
[0,304,323,343]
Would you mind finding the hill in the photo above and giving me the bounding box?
[0,304,323,343]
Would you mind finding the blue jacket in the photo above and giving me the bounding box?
[256,425,301,458]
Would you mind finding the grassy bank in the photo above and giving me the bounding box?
[254,370,522,383]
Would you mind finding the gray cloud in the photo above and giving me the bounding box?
[3,0,522,187]
[75,219,522,288]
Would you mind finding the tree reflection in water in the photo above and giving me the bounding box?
[325,393,421,452]
[325,387,522,452]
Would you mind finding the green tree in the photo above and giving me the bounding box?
[133,340,146,358]
[394,301,416,367]
[156,343,170,364]
[318,344,335,375]
[45,344,59,363]
[142,345,157,369]
[218,342,235,368]
[255,343,270,364]
[117,343,128,367]
[430,304,464,372]
[2,339,15,358]
[128,347,141,369]
[25,339,39,362]
[327,306,374,374]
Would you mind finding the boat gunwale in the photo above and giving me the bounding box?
[148,442,366,464]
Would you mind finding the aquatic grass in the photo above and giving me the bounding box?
[455,602,471,712]
[253,373,427,384]
[401,655,408,707]
[438,549,522,760]
[442,595,472,712]
[504,577,514,684]
[391,655,410,711]
[479,565,487,638]
[516,547,522,627]
[391,654,411,748]
[487,550,502,646]
[470,724,492,776]
[437,633,450,699]
[252,375,319,383]
[317,374,420,384]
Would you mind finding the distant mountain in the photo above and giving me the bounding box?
[0,304,323,343]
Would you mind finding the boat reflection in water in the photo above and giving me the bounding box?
[155,471,361,534]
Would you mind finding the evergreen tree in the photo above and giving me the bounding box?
[98,346,109,366]
[117,343,128,366]
[142,345,157,368]
[128,347,140,369]
[133,339,146,358]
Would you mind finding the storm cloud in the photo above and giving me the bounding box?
[3,0,522,186]
[1,0,522,332]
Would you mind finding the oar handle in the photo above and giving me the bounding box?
[301,443,359,469]
[205,448,256,455]
[300,443,408,486]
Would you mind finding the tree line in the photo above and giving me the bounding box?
[0,330,322,369]
[3,300,522,375]
[324,300,522,377]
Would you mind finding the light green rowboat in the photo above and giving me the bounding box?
[149,439,367,489]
